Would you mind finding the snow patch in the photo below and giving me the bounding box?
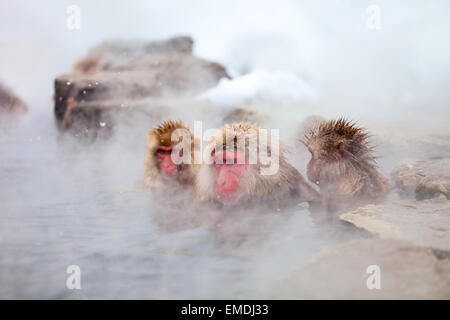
[199,69,316,107]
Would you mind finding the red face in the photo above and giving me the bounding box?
[155,146,183,178]
[213,150,249,203]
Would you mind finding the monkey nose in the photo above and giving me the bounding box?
[163,162,172,168]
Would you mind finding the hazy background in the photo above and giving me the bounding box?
[1,0,450,124]
[0,0,449,299]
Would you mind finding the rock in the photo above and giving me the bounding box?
[272,239,450,299]
[55,36,230,136]
[339,198,450,250]
[391,158,450,200]
[59,97,209,141]
[0,82,27,116]
[0,82,28,131]
[73,36,194,74]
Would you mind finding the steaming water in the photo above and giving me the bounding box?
[4,108,448,299]
[0,112,370,299]
[1,0,450,299]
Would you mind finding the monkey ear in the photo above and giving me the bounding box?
[147,132,160,151]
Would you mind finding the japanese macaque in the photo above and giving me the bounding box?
[303,118,390,212]
[294,115,327,174]
[195,122,321,209]
[144,121,219,233]
[144,120,196,188]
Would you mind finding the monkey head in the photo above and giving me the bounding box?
[303,118,374,187]
[144,120,194,187]
[211,147,249,203]
[195,123,309,207]
[302,118,391,212]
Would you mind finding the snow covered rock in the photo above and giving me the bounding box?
[73,36,194,74]
[54,36,229,136]
[199,69,315,107]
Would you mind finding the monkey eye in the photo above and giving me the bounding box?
[155,147,171,158]
[155,149,166,155]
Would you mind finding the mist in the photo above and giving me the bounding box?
[0,0,449,299]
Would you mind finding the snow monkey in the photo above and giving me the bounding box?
[303,118,390,212]
[195,122,321,209]
[144,120,196,188]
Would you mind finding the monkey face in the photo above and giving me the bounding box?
[212,149,249,204]
[155,146,183,178]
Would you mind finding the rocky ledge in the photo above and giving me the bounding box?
[391,158,450,200]
[340,198,450,250]
[273,239,450,299]
[54,36,229,138]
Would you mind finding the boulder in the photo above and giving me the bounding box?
[59,97,211,140]
[0,82,27,131]
[272,239,450,299]
[73,36,194,74]
[54,36,230,136]
[339,198,450,250]
[0,82,27,116]
[391,158,450,200]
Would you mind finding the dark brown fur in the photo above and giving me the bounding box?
[303,118,390,212]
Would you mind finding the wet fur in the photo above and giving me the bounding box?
[303,118,390,212]
[195,122,320,208]
[144,120,195,188]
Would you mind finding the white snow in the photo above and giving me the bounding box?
[199,69,316,107]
